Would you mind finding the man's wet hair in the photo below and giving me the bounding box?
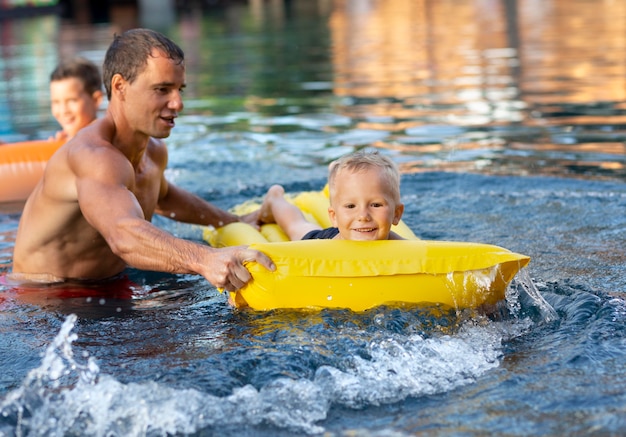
[102,28,185,100]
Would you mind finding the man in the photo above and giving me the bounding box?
[10,28,274,292]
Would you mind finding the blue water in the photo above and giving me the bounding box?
[1,1,626,436]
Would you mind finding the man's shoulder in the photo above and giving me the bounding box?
[65,121,111,150]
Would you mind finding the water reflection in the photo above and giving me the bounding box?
[0,0,625,180]
[328,0,626,179]
[331,0,626,112]
[0,16,58,140]
[517,0,626,105]
[330,0,525,125]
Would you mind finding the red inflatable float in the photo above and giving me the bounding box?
[0,139,64,203]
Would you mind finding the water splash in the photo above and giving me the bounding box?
[0,314,99,436]
[507,268,559,323]
[314,322,505,409]
[0,311,514,436]
[0,314,328,436]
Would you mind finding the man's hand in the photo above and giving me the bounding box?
[202,245,274,291]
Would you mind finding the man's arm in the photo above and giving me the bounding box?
[102,214,271,291]
[74,147,274,290]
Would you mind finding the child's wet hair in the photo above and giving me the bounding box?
[50,57,102,95]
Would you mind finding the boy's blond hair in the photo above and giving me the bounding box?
[328,150,401,203]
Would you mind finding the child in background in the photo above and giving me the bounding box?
[48,57,103,141]
[0,58,104,202]
[0,58,102,145]
[258,150,405,240]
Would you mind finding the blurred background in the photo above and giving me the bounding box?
[2,0,625,181]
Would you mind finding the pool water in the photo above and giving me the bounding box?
[1,1,625,435]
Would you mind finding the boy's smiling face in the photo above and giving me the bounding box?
[50,77,102,138]
[328,167,404,241]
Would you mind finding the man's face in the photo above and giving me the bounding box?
[122,50,186,139]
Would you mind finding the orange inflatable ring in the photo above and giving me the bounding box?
[0,139,64,203]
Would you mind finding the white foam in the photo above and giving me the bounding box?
[314,323,504,408]
[0,313,515,436]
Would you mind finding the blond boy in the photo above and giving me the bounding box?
[259,150,405,240]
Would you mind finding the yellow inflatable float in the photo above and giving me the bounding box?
[203,189,530,312]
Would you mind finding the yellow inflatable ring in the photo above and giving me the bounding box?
[0,139,64,203]
[203,189,530,311]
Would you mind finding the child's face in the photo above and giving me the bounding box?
[328,167,404,240]
[50,77,102,138]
